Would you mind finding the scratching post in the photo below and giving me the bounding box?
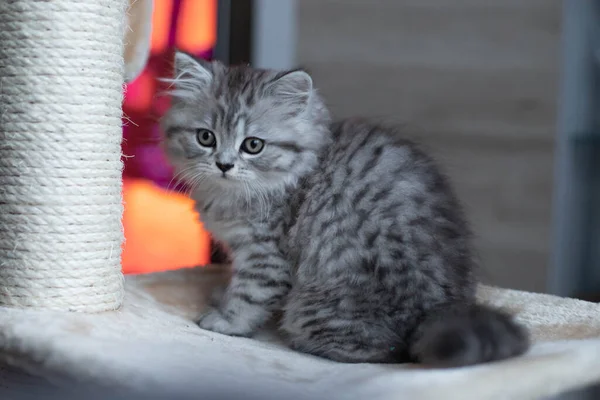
[0,0,126,312]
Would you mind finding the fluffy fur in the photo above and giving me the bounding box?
[161,51,529,366]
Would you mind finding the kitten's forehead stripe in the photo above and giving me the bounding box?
[223,103,240,133]
[235,115,247,138]
[212,102,226,128]
[240,78,252,96]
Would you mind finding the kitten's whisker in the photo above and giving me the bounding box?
[186,174,204,197]
[174,170,199,195]
[168,165,197,191]
[180,170,208,197]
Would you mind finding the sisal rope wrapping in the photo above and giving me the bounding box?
[0,0,127,312]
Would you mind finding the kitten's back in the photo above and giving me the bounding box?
[283,118,529,366]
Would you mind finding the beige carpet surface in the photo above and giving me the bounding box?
[1,265,600,399]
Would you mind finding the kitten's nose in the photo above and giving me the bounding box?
[216,162,234,172]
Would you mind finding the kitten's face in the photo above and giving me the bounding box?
[161,52,330,197]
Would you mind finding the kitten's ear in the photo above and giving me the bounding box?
[173,51,213,85]
[267,69,313,108]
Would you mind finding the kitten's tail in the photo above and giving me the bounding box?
[408,303,529,367]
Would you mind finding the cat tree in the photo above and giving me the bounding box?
[2,0,600,399]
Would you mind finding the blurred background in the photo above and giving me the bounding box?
[120,0,599,301]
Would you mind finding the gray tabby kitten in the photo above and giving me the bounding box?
[161,51,529,366]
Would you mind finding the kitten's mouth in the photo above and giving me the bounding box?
[218,172,239,182]
[210,171,239,184]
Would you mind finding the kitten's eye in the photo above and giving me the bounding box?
[241,137,265,154]
[196,129,216,147]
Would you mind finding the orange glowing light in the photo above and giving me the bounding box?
[122,178,210,274]
[176,0,217,53]
[150,0,174,54]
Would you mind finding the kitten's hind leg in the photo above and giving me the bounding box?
[282,286,411,363]
[284,314,407,363]
[197,243,292,337]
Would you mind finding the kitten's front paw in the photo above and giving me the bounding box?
[197,308,252,337]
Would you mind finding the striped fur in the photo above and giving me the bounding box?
[161,52,529,366]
